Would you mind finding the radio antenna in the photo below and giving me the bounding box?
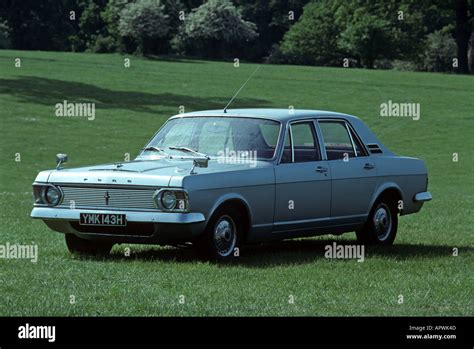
[223,65,261,113]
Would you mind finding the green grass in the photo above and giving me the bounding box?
[0,50,473,316]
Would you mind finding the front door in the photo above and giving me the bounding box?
[274,121,331,232]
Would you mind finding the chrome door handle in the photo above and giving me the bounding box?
[364,163,375,170]
[316,166,328,173]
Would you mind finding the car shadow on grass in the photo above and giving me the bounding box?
[0,76,270,114]
[102,239,471,267]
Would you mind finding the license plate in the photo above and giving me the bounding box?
[79,213,127,226]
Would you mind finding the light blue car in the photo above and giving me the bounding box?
[31,109,432,260]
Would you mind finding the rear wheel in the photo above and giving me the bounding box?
[196,207,242,261]
[356,198,398,245]
[65,234,113,256]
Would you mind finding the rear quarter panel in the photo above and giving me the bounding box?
[373,156,428,215]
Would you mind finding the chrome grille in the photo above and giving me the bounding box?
[58,186,157,210]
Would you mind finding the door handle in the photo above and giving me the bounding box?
[316,166,328,173]
[364,163,375,170]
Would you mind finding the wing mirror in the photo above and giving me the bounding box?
[190,158,208,174]
[56,153,68,170]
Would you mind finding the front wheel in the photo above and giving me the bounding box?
[65,234,113,256]
[356,199,398,245]
[196,207,242,261]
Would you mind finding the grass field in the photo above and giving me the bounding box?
[0,49,473,316]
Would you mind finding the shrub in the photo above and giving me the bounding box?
[392,60,419,71]
[422,30,457,72]
[118,0,170,55]
[0,20,11,49]
[265,44,288,64]
[90,34,116,53]
[373,59,394,70]
[279,1,342,66]
[338,15,393,69]
[175,0,257,58]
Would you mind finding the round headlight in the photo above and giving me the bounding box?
[160,191,177,210]
[45,186,61,206]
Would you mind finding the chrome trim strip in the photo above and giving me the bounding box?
[31,207,205,224]
[273,213,367,227]
[344,121,358,157]
[57,186,157,210]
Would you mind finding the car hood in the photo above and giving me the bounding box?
[37,158,273,187]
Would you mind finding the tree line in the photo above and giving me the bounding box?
[0,0,473,73]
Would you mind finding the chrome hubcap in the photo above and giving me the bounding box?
[373,204,392,241]
[213,215,237,257]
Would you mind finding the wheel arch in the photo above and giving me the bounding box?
[369,183,404,214]
[208,194,252,240]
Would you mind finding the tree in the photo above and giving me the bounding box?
[279,1,342,66]
[118,0,170,55]
[73,0,109,52]
[454,0,472,73]
[0,0,77,51]
[175,0,257,58]
[235,0,310,61]
[338,14,393,68]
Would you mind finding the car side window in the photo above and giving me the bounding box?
[319,121,357,160]
[290,122,321,162]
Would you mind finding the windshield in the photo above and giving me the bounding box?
[142,117,281,160]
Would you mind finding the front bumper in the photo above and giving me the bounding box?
[31,207,205,224]
[31,207,206,244]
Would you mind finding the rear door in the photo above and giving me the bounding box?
[318,119,377,220]
[273,120,331,232]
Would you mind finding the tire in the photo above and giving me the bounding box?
[196,207,242,261]
[65,234,113,256]
[356,198,398,245]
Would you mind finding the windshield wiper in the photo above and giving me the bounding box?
[142,146,171,158]
[168,146,210,159]
[143,146,165,152]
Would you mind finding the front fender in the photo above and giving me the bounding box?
[208,193,253,227]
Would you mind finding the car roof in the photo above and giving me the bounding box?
[170,108,360,123]
[167,108,394,156]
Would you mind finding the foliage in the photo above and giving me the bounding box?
[235,0,310,61]
[0,0,77,51]
[0,20,10,49]
[280,1,342,66]
[175,0,257,58]
[338,14,393,68]
[118,0,170,55]
[280,0,459,70]
[391,59,419,71]
[422,30,457,72]
[0,0,470,72]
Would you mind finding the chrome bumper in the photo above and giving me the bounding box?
[414,191,432,202]
[30,207,205,224]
